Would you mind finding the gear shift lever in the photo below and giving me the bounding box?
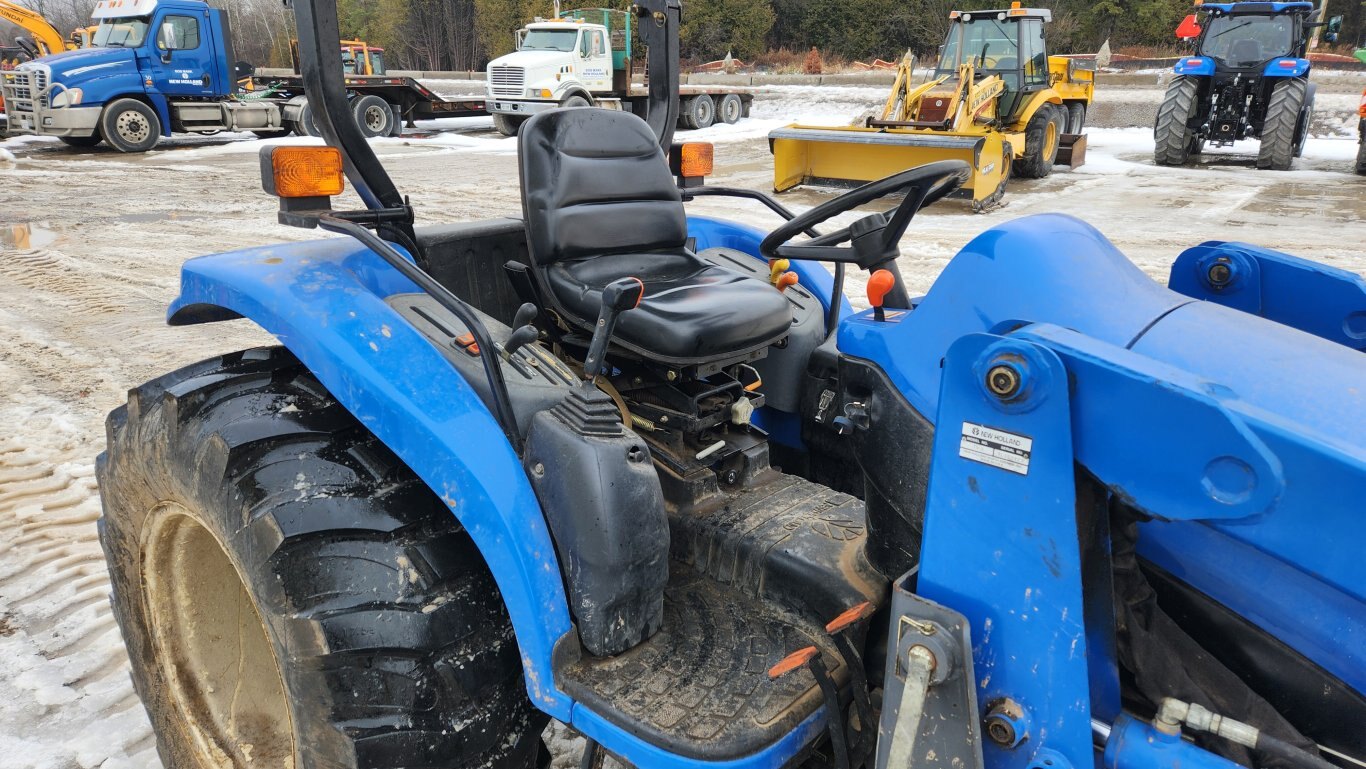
[583,277,645,380]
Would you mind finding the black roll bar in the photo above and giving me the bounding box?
[632,0,681,150]
[290,0,416,247]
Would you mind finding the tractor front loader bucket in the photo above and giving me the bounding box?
[769,125,1011,210]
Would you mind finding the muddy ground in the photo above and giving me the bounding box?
[0,77,1363,768]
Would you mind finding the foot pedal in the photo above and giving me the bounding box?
[770,644,853,769]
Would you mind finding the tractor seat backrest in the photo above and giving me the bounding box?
[1229,38,1263,64]
[518,109,687,267]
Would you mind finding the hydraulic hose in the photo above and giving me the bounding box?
[1257,734,1340,769]
[1157,698,1337,769]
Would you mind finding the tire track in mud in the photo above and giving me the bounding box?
[0,436,161,769]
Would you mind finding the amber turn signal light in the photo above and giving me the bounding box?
[669,142,714,188]
[262,146,345,199]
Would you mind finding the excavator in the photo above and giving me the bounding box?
[0,0,83,60]
[770,2,1093,211]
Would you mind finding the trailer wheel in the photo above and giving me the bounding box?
[1014,103,1063,178]
[1065,102,1086,134]
[493,113,527,137]
[353,94,395,138]
[99,98,160,153]
[58,134,102,148]
[1257,77,1307,170]
[97,347,549,769]
[1153,76,1202,166]
[252,128,293,139]
[718,93,743,124]
[681,94,715,129]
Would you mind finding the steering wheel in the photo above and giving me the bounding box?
[760,160,969,269]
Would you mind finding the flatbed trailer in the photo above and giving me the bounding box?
[248,73,486,134]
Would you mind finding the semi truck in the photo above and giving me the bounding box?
[0,0,485,151]
[485,7,753,136]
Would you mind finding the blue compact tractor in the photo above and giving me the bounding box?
[1153,2,1342,169]
[95,1,1364,768]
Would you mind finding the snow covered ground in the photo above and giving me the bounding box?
[0,80,1362,768]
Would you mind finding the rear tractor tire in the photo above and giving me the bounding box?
[1153,75,1202,167]
[681,93,716,130]
[97,347,548,769]
[1258,77,1308,171]
[1014,103,1064,179]
[99,98,160,153]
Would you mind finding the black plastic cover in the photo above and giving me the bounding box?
[523,386,670,657]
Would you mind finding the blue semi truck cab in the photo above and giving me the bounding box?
[0,0,301,151]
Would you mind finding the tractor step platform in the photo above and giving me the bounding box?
[557,565,844,761]
[670,471,886,622]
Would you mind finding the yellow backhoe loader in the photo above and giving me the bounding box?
[770,3,1094,210]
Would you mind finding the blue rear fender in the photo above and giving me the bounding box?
[168,229,853,768]
[1173,56,1215,76]
[1262,58,1310,77]
[168,237,577,718]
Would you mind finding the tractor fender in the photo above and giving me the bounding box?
[1012,88,1064,128]
[1173,56,1215,76]
[1261,57,1310,77]
[166,237,576,719]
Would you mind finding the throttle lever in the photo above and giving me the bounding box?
[582,277,645,380]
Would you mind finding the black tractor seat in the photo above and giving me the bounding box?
[518,108,791,366]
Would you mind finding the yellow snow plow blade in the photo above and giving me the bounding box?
[770,125,1011,210]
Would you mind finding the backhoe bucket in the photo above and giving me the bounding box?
[770,125,1011,209]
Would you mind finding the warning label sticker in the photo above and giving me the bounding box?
[959,421,1032,476]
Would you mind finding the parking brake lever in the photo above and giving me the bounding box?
[582,277,645,380]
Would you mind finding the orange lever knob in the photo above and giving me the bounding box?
[776,271,799,293]
[867,269,896,308]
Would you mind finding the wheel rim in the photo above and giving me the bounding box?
[115,110,150,144]
[142,504,296,768]
[1044,120,1058,158]
[364,104,388,133]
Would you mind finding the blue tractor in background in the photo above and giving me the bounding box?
[94,1,1365,769]
[1153,1,1341,169]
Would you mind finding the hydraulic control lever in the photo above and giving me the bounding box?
[583,277,645,380]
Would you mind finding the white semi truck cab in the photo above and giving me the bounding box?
[485,7,751,136]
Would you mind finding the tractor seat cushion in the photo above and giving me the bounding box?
[546,248,793,362]
[519,107,792,362]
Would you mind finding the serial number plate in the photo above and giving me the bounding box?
[959,421,1032,475]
